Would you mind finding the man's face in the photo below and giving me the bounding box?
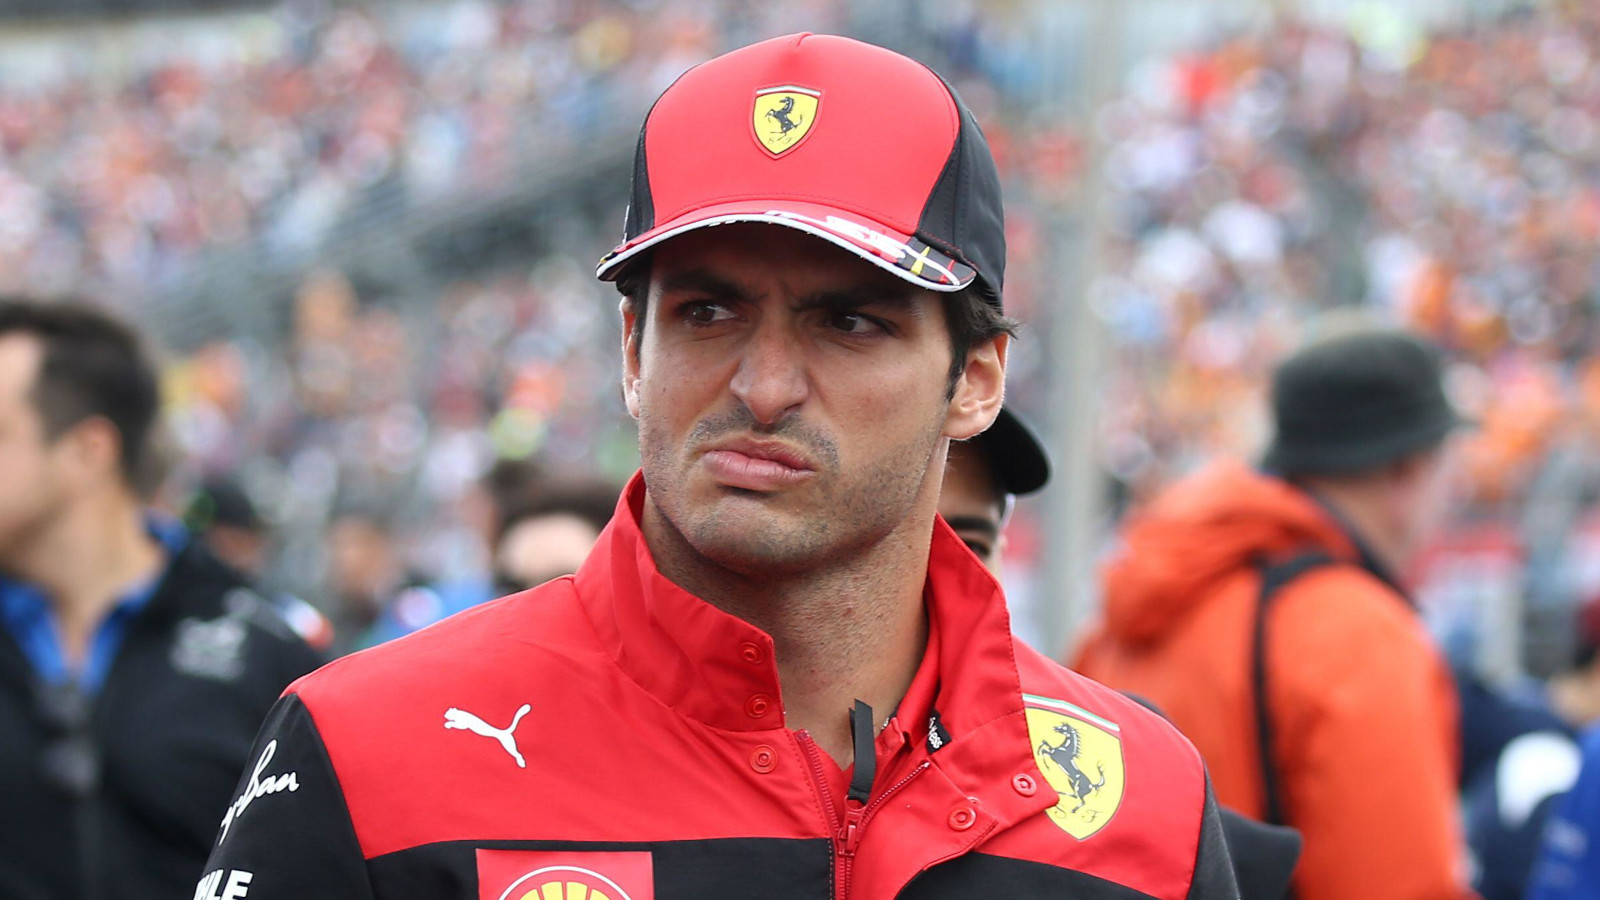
[0,335,66,570]
[494,512,602,593]
[938,439,1009,574]
[624,224,1005,576]
[326,516,396,612]
[204,524,267,577]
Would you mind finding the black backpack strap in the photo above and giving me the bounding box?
[1253,552,1334,828]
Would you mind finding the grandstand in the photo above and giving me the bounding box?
[4,0,1596,674]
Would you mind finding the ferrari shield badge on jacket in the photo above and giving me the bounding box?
[198,475,1238,899]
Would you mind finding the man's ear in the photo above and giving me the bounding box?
[57,416,124,492]
[945,334,1008,440]
[621,298,642,420]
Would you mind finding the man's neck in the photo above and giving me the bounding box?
[9,493,164,665]
[642,498,933,766]
[1305,485,1403,578]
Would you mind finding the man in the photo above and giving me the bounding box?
[939,408,1302,900]
[938,407,1050,573]
[359,474,618,643]
[1526,725,1600,899]
[1075,324,1473,900]
[184,475,334,652]
[201,34,1237,899]
[0,301,320,900]
[490,477,617,594]
[321,503,408,653]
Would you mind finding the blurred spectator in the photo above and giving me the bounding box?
[938,407,1051,573]
[357,466,618,645]
[1075,324,1473,900]
[1088,6,1600,674]
[1548,596,1600,729]
[1456,666,1579,900]
[183,477,266,575]
[0,299,319,900]
[1456,594,1600,897]
[323,502,406,654]
[1526,726,1600,899]
[491,477,617,594]
[183,475,334,652]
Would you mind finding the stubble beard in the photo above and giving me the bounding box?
[639,405,947,580]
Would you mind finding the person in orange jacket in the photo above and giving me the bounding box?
[1075,323,1476,900]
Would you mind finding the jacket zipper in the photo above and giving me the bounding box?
[796,730,930,899]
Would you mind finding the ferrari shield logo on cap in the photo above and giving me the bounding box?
[752,86,820,157]
[1023,694,1125,840]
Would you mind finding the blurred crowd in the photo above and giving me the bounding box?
[0,0,850,301]
[1091,4,1600,671]
[75,0,1079,640]
[25,0,1593,678]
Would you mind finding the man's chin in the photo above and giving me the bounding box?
[680,510,831,576]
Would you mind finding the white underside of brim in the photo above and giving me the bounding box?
[596,211,970,292]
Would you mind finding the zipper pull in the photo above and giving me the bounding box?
[842,801,867,855]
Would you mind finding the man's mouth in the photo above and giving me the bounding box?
[701,439,817,492]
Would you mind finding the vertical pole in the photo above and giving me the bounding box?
[1039,0,1121,658]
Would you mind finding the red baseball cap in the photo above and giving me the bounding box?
[596,33,1007,306]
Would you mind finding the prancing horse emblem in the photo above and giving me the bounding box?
[1023,694,1125,840]
[444,704,531,768]
[766,96,802,136]
[752,86,820,157]
[1036,722,1106,815]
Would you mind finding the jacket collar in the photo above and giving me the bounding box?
[573,472,1033,748]
[1304,489,1412,602]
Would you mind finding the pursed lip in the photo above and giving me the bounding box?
[700,438,817,491]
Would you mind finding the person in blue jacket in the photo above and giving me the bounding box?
[1526,725,1600,898]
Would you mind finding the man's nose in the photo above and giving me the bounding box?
[729,323,809,426]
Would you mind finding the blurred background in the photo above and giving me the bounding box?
[7,0,1597,683]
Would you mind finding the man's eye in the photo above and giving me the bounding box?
[827,312,886,335]
[962,539,992,558]
[681,302,734,325]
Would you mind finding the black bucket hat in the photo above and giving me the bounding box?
[1263,327,1465,477]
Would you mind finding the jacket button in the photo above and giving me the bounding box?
[1012,773,1038,796]
[749,745,777,773]
[745,694,773,718]
[947,804,977,831]
[740,642,766,665]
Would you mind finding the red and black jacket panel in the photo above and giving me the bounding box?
[201,689,1234,900]
[197,478,1237,899]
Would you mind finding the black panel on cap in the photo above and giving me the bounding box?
[622,116,655,240]
[916,74,1006,309]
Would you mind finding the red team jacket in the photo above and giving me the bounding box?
[197,475,1237,899]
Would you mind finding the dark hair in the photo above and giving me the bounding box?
[616,255,1018,397]
[494,478,619,546]
[0,300,160,489]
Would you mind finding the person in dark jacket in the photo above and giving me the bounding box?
[197,34,1238,899]
[0,300,321,900]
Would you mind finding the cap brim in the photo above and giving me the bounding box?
[596,200,977,293]
[975,407,1051,496]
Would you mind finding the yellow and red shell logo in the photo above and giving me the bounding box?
[478,851,653,900]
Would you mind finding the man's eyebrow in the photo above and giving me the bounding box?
[794,287,927,317]
[656,269,754,301]
[942,516,1001,541]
